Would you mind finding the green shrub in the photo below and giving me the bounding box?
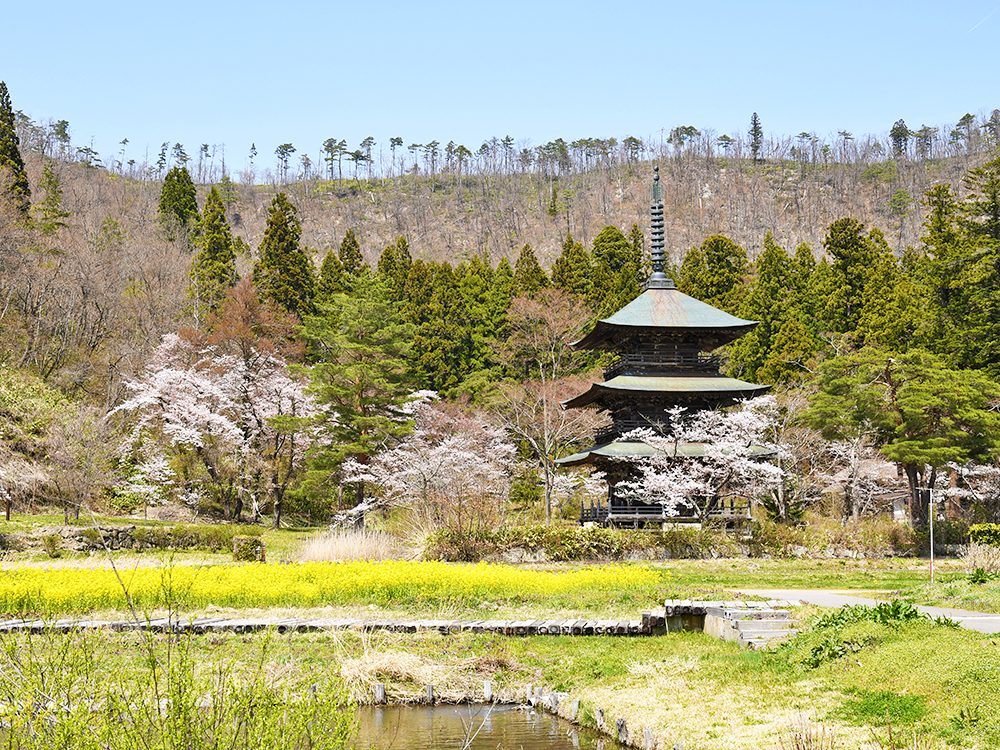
[233,535,265,562]
[424,523,734,562]
[970,523,1000,547]
[80,528,104,548]
[813,600,926,629]
[967,567,999,585]
[41,534,62,559]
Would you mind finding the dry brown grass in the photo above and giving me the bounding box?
[337,629,515,704]
[962,542,1000,574]
[581,668,873,750]
[296,528,407,562]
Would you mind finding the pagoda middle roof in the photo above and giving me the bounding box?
[562,374,771,409]
[574,286,757,350]
[556,439,776,467]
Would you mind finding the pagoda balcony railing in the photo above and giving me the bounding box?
[580,496,750,527]
[603,352,722,380]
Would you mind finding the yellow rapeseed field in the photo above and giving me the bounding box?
[0,561,662,615]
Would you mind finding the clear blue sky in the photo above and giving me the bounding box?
[4,0,999,172]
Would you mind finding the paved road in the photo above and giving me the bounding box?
[732,588,1000,634]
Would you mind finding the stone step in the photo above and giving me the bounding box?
[740,630,798,649]
[706,607,792,620]
[735,618,797,632]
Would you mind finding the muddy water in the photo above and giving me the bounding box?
[356,704,619,749]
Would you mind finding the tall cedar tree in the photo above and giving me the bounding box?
[299,275,415,510]
[587,225,643,317]
[252,192,316,318]
[513,243,549,296]
[158,165,199,238]
[487,257,516,338]
[453,254,501,396]
[919,157,1000,374]
[316,250,345,304]
[410,263,477,393]
[729,236,822,383]
[550,234,592,299]
[338,228,368,287]
[678,234,748,315]
[189,186,239,319]
[818,218,888,334]
[377,236,413,298]
[729,234,793,381]
[0,81,29,214]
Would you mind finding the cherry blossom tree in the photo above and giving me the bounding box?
[616,396,784,521]
[111,331,318,524]
[343,393,515,535]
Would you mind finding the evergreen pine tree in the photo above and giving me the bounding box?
[338,228,368,292]
[0,81,30,214]
[551,234,592,299]
[749,112,764,164]
[316,250,346,304]
[189,186,239,319]
[31,162,70,234]
[513,243,549,296]
[677,234,748,314]
[158,165,199,240]
[376,235,413,298]
[252,192,316,318]
[299,274,415,510]
[587,225,642,316]
[487,257,516,337]
[818,217,884,334]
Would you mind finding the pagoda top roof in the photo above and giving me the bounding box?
[556,438,775,467]
[573,285,757,350]
[562,374,770,409]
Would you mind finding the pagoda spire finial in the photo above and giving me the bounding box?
[646,165,675,290]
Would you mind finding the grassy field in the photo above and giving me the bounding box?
[0,607,992,749]
[1,517,995,747]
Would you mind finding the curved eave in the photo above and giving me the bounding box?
[573,321,756,350]
[557,440,776,467]
[561,375,771,410]
[572,288,758,350]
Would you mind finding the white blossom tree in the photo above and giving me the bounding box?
[616,396,785,521]
[343,393,515,535]
[111,331,318,524]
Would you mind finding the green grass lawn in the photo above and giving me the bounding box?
[660,556,954,592]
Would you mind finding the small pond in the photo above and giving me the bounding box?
[356,704,619,749]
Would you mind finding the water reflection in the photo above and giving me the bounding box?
[356,704,615,750]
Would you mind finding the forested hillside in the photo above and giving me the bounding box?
[3,83,1000,531]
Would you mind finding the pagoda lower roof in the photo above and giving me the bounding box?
[573,286,757,350]
[562,374,770,409]
[557,439,775,467]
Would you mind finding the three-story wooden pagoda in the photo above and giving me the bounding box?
[559,168,770,526]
